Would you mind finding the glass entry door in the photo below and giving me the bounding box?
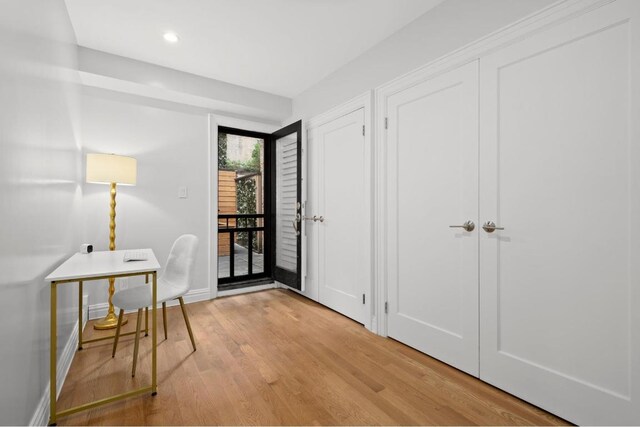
[269,121,303,290]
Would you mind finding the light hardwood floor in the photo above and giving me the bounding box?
[58,289,569,425]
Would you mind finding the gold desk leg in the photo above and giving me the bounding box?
[78,281,83,350]
[151,272,157,395]
[49,282,57,426]
[144,273,149,336]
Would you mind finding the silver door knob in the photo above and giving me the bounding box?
[318,216,325,223]
[449,220,475,232]
[303,216,317,222]
[482,221,504,233]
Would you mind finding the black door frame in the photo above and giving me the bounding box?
[217,126,272,288]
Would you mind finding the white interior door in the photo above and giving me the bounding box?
[315,108,368,324]
[479,1,640,424]
[386,61,479,376]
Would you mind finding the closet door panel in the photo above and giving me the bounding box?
[386,60,479,376]
[479,1,640,424]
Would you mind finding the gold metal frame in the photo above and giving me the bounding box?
[78,274,150,350]
[49,270,158,425]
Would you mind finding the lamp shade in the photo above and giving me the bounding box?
[86,153,137,185]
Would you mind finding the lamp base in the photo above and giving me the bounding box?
[93,312,128,330]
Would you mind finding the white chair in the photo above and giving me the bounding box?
[112,234,199,377]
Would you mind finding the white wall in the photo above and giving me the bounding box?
[0,0,83,424]
[81,91,211,313]
[291,0,556,121]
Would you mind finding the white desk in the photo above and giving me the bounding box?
[45,249,161,425]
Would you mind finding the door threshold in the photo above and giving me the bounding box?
[217,279,276,297]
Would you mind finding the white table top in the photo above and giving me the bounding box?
[46,249,161,282]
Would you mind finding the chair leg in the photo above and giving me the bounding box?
[162,302,168,340]
[178,297,196,351]
[112,309,124,358]
[132,308,143,377]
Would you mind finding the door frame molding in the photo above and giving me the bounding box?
[374,0,615,336]
[306,90,375,332]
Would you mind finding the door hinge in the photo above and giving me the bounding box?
[384,302,388,314]
[384,117,388,129]
[362,294,365,304]
[362,125,365,136]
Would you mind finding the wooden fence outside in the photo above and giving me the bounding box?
[218,170,237,256]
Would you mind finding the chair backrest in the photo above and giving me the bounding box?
[161,234,199,294]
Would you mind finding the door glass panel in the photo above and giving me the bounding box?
[275,134,298,273]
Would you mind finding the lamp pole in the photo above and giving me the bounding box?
[86,153,136,329]
[93,182,127,329]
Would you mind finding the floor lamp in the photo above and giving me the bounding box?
[86,153,137,330]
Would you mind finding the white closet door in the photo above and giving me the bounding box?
[479,1,640,424]
[386,61,479,376]
[317,108,368,324]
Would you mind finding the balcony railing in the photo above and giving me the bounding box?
[218,213,265,282]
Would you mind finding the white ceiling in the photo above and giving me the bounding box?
[64,0,443,98]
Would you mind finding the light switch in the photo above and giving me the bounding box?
[178,187,188,199]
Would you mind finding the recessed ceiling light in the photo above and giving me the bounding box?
[163,32,179,43]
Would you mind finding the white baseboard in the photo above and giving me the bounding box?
[30,314,86,426]
[217,283,277,298]
[179,288,211,304]
[88,288,211,320]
